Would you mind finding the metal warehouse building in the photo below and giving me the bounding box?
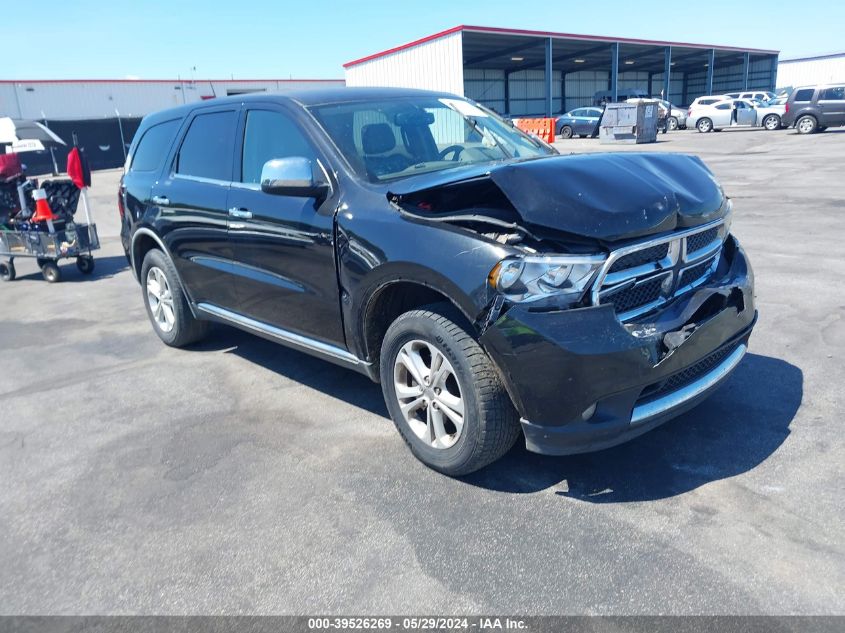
[0,78,344,174]
[344,25,779,114]
[0,78,345,121]
[776,52,845,89]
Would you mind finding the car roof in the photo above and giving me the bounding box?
[140,86,461,126]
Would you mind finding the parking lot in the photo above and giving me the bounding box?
[1,127,843,615]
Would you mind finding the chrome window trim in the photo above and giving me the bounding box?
[631,343,746,426]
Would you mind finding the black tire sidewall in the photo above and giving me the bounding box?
[380,312,488,474]
[140,249,192,346]
[561,126,572,139]
[697,118,712,132]
[796,115,816,134]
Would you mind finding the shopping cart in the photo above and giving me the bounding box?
[0,222,100,283]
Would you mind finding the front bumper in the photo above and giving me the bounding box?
[479,235,756,455]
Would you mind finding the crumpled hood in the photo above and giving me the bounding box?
[389,153,727,243]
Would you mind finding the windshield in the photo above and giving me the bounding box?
[308,96,553,182]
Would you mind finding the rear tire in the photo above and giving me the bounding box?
[697,118,713,133]
[763,114,781,130]
[668,116,679,131]
[380,306,521,476]
[76,255,95,274]
[41,262,61,283]
[0,261,14,282]
[796,115,817,134]
[141,249,210,347]
[559,125,573,139]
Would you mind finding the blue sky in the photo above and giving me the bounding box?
[7,0,842,79]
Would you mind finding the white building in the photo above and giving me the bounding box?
[777,53,845,89]
[0,78,345,121]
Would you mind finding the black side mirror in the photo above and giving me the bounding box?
[260,157,330,199]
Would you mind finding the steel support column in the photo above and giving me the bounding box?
[610,42,619,102]
[561,72,566,114]
[504,70,510,115]
[705,49,715,95]
[769,55,779,91]
[742,52,750,90]
[663,46,672,99]
[544,37,553,117]
[648,73,653,97]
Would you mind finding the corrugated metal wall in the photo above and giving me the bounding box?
[777,55,845,88]
[345,31,464,95]
[0,79,345,120]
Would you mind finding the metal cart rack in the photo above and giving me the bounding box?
[0,222,99,283]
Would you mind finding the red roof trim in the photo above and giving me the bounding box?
[343,24,778,68]
[343,26,464,68]
[0,78,344,84]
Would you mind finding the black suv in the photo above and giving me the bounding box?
[782,84,845,133]
[119,87,756,476]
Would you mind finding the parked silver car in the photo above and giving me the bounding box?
[688,98,785,132]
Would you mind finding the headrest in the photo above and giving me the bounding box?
[362,123,396,154]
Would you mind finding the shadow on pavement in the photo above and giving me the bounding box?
[187,324,801,502]
[10,254,129,282]
[188,326,389,418]
[462,353,801,501]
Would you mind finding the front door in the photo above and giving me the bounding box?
[226,106,346,347]
[735,101,757,127]
[150,107,240,309]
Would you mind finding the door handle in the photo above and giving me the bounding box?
[228,207,253,219]
[152,195,170,206]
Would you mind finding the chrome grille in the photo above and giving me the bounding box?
[591,219,726,322]
[686,227,719,255]
[609,243,670,273]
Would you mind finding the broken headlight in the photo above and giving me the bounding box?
[489,254,605,305]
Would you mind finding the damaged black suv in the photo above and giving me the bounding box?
[119,87,756,476]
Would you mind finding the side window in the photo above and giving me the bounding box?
[130,119,180,173]
[176,110,237,181]
[714,103,731,110]
[240,110,318,184]
[794,88,815,102]
[820,87,845,101]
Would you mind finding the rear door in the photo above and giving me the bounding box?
[226,104,346,346]
[817,86,845,126]
[150,106,240,309]
[710,102,732,127]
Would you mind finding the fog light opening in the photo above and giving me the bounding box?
[581,403,597,421]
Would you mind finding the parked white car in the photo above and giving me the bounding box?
[688,98,785,133]
[725,90,777,102]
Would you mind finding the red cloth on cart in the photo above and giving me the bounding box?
[66,146,92,189]
[0,153,23,181]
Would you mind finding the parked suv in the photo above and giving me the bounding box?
[782,84,845,134]
[120,88,757,476]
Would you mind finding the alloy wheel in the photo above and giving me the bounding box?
[146,266,176,333]
[393,339,465,449]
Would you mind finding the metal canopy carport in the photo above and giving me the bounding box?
[344,25,779,115]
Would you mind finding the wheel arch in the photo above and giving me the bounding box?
[359,277,479,380]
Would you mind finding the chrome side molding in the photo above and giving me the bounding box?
[196,302,368,367]
[631,343,747,426]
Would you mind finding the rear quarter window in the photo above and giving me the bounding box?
[129,119,180,173]
[793,88,815,102]
[819,86,845,101]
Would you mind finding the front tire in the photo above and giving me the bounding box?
[380,307,520,476]
[796,115,817,134]
[763,114,781,131]
[559,125,573,139]
[668,116,679,131]
[0,261,15,282]
[141,249,210,347]
[697,118,713,133]
[41,261,61,283]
